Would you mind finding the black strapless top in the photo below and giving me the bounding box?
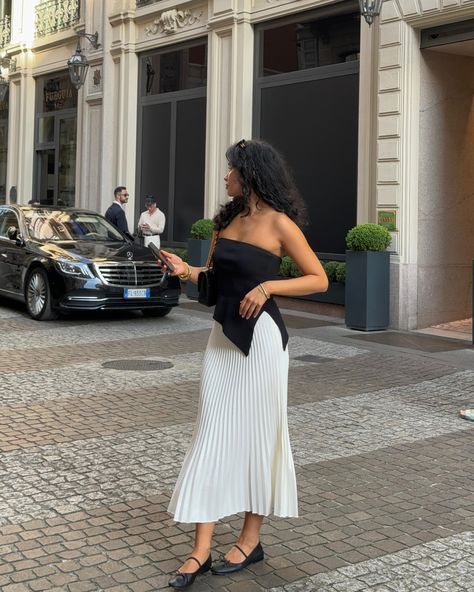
[212,238,288,356]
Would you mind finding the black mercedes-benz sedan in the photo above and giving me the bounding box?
[0,205,180,320]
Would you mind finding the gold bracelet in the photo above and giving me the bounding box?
[258,283,270,299]
[178,262,192,280]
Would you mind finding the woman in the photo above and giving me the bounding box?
[160,139,328,589]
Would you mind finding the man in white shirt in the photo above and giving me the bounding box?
[137,195,166,248]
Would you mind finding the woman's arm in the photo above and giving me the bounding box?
[159,250,205,285]
[263,215,328,297]
[159,231,216,284]
[238,216,328,319]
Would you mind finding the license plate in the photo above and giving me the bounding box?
[124,288,150,299]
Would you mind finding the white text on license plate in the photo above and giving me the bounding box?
[124,288,150,298]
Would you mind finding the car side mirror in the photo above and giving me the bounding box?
[7,226,24,246]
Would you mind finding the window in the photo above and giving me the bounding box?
[0,209,18,237]
[35,73,77,206]
[141,43,207,95]
[261,12,360,77]
[255,8,360,253]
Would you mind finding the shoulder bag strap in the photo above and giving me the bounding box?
[205,231,219,269]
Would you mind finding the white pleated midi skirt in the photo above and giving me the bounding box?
[168,312,298,523]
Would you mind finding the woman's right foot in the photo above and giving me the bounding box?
[168,554,212,589]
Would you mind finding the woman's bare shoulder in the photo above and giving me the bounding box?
[272,212,301,237]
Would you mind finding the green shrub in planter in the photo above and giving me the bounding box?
[165,247,188,262]
[345,224,390,330]
[279,256,302,278]
[323,261,338,283]
[289,259,301,278]
[335,262,346,284]
[280,256,293,277]
[190,219,214,240]
[345,223,391,251]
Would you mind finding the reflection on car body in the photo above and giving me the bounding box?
[0,205,180,320]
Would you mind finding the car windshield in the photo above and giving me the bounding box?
[23,209,125,242]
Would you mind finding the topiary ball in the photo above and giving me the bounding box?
[190,219,214,240]
[345,223,391,251]
[335,262,346,284]
[323,261,339,282]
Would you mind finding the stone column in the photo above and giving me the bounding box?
[108,5,138,226]
[76,0,105,212]
[11,67,35,202]
[205,0,253,218]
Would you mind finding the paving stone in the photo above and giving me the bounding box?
[0,302,474,592]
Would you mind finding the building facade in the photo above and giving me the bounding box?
[2,0,474,329]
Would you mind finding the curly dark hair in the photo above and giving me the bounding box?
[213,139,308,230]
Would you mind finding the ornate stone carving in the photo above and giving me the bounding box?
[145,9,203,36]
[89,65,103,96]
[35,0,80,38]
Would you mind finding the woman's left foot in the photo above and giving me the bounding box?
[168,555,212,589]
[211,542,264,575]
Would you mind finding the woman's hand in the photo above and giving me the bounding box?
[158,249,186,276]
[239,284,269,319]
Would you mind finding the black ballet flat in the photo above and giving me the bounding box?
[168,554,212,589]
[211,542,264,575]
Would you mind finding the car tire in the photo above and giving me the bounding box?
[142,307,172,318]
[25,268,59,321]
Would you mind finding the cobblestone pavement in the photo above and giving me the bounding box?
[0,296,473,592]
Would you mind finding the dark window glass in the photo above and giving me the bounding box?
[139,102,171,239]
[259,73,359,253]
[37,149,55,204]
[23,210,124,242]
[0,0,11,18]
[38,116,54,143]
[262,13,360,76]
[0,123,7,205]
[142,43,207,95]
[0,210,18,236]
[58,118,76,207]
[173,97,206,241]
[41,74,77,112]
[0,87,7,205]
[0,87,8,121]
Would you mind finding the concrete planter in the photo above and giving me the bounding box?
[345,250,390,331]
[186,238,211,300]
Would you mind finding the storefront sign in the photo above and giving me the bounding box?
[42,74,77,112]
[378,210,397,231]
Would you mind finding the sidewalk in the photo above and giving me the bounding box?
[0,297,472,591]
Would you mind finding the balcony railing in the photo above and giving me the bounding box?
[35,0,80,38]
[0,14,11,48]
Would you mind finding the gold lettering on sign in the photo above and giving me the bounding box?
[45,88,73,102]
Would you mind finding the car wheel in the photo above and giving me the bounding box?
[25,268,59,321]
[142,307,172,318]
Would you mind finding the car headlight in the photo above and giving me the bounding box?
[56,260,94,278]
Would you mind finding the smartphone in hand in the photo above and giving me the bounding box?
[148,243,175,272]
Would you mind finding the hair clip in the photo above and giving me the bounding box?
[238,139,246,149]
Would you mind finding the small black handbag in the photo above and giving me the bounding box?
[198,232,218,307]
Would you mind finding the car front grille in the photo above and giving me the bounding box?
[94,262,164,287]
